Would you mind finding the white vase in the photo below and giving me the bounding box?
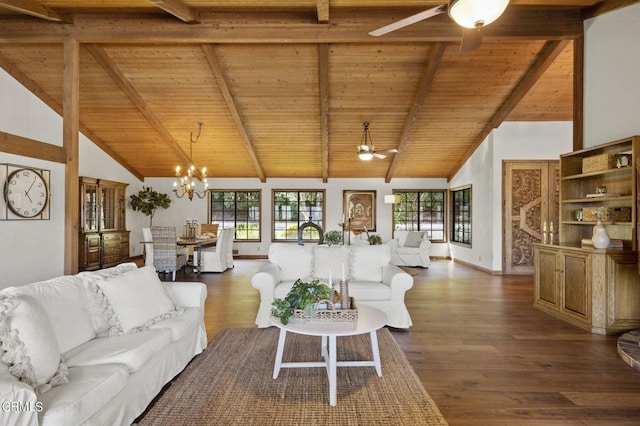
[592,220,611,249]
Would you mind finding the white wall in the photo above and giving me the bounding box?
[584,3,640,147]
[449,122,573,272]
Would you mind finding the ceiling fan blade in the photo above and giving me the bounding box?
[373,153,387,159]
[383,148,399,153]
[459,27,483,54]
[369,5,448,37]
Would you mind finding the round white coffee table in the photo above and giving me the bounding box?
[271,304,388,406]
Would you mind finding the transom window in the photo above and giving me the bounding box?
[272,190,325,242]
[391,190,446,242]
[208,190,261,241]
[450,185,472,246]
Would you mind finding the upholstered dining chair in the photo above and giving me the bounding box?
[200,228,231,273]
[142,227,154,267]
[150,226,188,281]
[224,227,235,269]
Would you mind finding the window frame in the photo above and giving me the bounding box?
[391,190,447,243]
[207,189,262,242]
[272,189,326,243]
[449,185,472,247]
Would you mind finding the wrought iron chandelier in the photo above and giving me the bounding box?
[173,122,209,201]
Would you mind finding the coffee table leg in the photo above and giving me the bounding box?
[370,330,382,376]
[273,328,287,379]
[329,335,337,406]
[321,335,327,358]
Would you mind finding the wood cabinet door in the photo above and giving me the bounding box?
[560,250,591,324]
[503,161,559,274]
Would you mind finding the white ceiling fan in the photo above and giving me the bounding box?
[357,121,398,161]
[369,0,510,53]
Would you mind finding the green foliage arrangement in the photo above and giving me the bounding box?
[271,279,332,325]
[129,186,171,226]
[368,234,382,245]
[324,230,343,246]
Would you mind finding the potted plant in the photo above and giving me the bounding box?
[324,230,343,246]
[368,234,383,245]
[271,279,332,325]
[129,186,171,226]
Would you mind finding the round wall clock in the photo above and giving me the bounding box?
[4,168,50,218]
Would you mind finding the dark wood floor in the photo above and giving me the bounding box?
[174,258,640,425]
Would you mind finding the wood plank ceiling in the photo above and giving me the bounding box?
[0,1,630,182]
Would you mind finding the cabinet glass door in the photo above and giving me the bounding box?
[83,182,99,232]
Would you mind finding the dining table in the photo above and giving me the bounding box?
[177,237,217,273]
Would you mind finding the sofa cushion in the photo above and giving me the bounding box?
[350,245,391,282]
[149,307,200,342]
[349,280,392,301]
[37,363,129,426]
[3,275,96,354]
[0,295,68,393]
[64,328,172,373]
[96,266,178,333]
[312,245,351,282]
[404,231,425,247]
[268,244,314,282]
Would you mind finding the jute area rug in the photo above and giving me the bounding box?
[138,327,447,425]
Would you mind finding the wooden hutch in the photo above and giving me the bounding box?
[79,177,130,271]
[533,136,640,335]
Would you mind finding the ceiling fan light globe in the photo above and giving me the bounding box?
[448,0,509,29]
[359,152,374,161]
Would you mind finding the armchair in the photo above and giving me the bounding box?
[150,226,188,280]
[387,230,431,268]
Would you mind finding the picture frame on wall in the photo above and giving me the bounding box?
[343,190,376,232]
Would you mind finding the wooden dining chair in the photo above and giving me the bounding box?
[150,226,188,281]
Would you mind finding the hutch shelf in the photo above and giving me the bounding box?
[534,136,640,335]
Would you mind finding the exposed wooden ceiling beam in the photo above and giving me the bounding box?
[317,43,329,182]
[0,51,143,180]
[385,43,446,183]
[0,130,66,163]
[0,0,72,23]
[583,0,640,18]
[316,0,329,24]
[200,44,266,182]
[448,39,570,181]
[84,44,197,178]
[0,8,583,44]
[147,0,200,23]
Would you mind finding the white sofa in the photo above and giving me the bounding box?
[251,243,414,328]
[0,263,207,426]
[387,230,432,268]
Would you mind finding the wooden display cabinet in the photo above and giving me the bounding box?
[79,177,130,271]
[534,136,640,334]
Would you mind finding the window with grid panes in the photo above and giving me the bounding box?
[392,191,446,242]
[208,190,261,241]
[450,185,471,246]
[272,190,325,242]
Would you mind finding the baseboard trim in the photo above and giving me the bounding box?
[452,258,502,275]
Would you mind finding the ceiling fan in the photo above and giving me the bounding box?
[369,0,510,53]
[357,121,398,161]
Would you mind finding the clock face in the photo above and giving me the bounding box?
[4,168,49,218]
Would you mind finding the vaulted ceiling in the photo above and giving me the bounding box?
[0,1,631,182]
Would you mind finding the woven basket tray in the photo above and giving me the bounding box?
[294,297,358,322]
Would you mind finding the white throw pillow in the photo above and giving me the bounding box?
[313,246,351,282]
[77,262,140,336]
[404,231,425,248]
[0,295,68,393]
[96,266,177,333]
[268,244,314,282]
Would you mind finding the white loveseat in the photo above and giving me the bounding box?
[251,243,414,328]
[0,263,207,426]
[387,230,432,268]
